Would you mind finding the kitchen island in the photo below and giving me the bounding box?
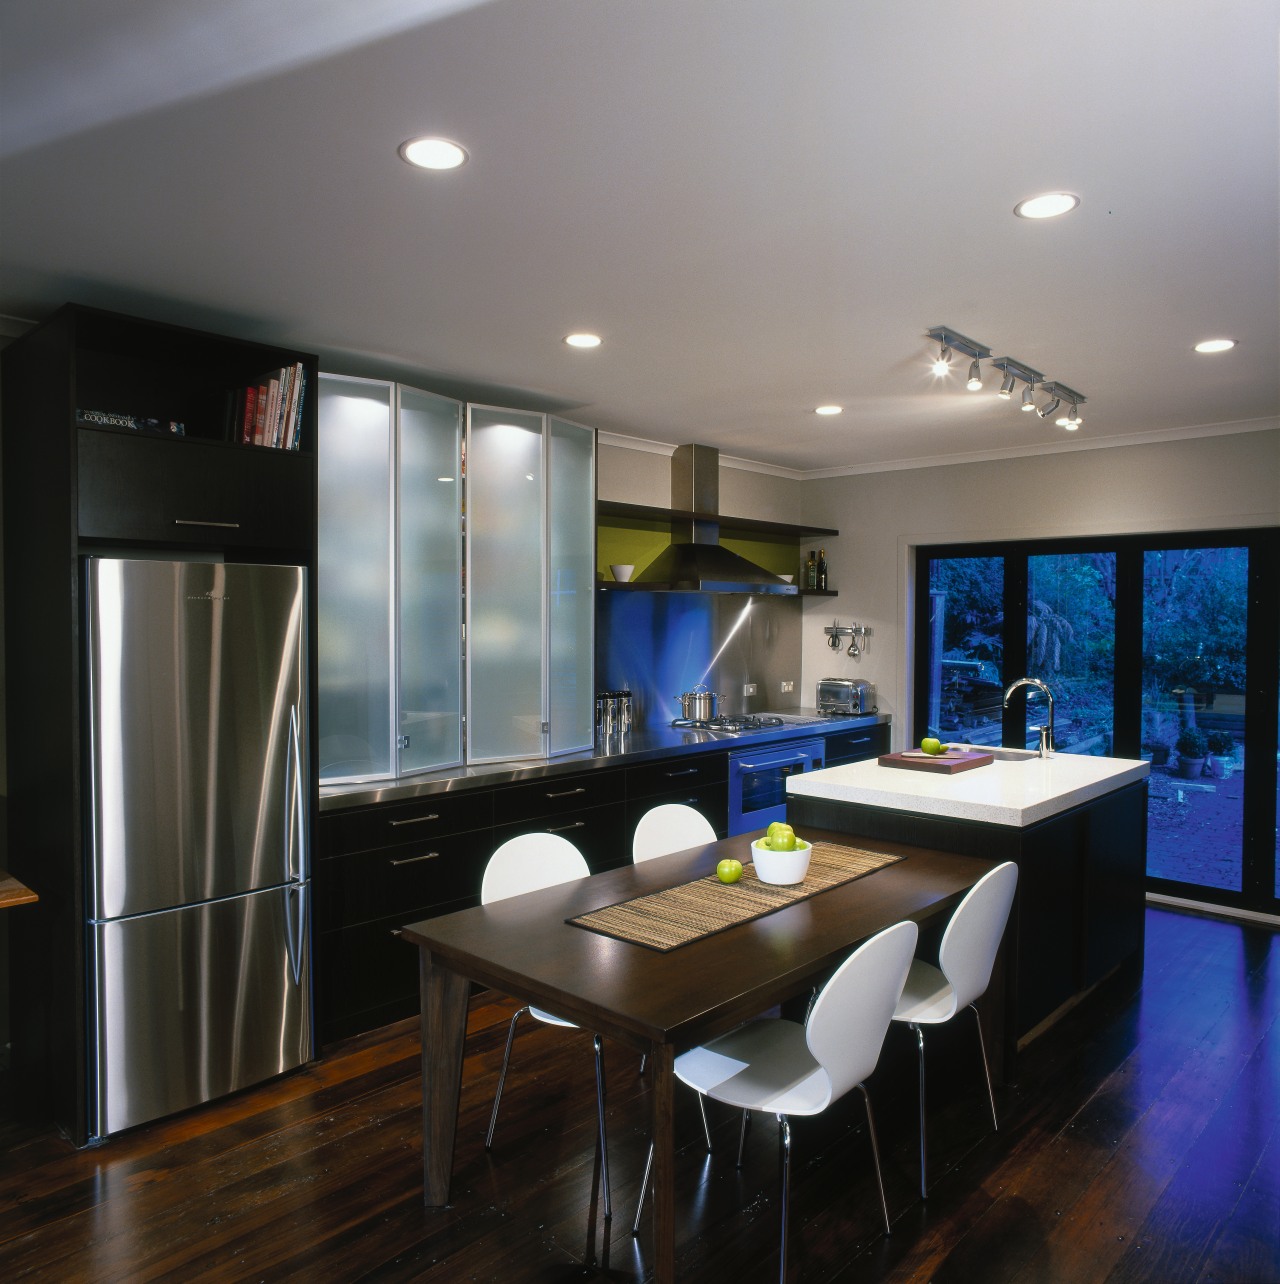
[787,749,1150,1057]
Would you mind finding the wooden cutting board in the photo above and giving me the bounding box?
[878,749,995,774]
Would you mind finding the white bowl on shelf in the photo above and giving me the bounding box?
[780,574,794,583]
[750,837,812,885]
[610,563,635,583]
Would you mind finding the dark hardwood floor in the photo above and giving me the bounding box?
[1,905,1275,1282]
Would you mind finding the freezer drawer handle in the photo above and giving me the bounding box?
[173,518,242,529]
[664,767,700,777]
[389,851,440,866]
[736,754,811,771]
[389,813,441,828]
[545,787,587,799]
[547,821,586,833]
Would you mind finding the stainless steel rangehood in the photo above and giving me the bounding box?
[632,444,798,594]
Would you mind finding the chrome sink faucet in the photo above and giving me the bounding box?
[1003,677,1055,757]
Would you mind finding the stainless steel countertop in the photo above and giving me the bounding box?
[319,710,891,812]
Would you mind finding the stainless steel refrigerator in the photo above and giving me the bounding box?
[84,557,313,1139]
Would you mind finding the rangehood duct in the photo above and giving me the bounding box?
[631,444,798,595]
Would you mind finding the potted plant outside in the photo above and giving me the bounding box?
[1206,729,1235,778]
[1175,726,1209,779]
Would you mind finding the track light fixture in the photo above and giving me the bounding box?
[1039,381,1087,430]
[926,326,990,382]
[930,333,1087,429]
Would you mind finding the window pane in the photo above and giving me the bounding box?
[927,557,1004,743]
[1142,547,1248,892]
[1027,553,1116,755]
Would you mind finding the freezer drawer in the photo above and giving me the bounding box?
[90,884,312,1138]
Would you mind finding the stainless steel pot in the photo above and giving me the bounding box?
[675,685,721,721]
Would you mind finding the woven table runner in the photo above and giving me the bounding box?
[568,842,905,952]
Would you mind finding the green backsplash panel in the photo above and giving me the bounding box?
[597,516,810,582]
[720,535,805,579]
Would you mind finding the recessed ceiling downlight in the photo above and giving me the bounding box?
[815,405,843,415]
[564,333,602,348]
[1194,338,1237,353]
[399,137,468,169]
[1014,192,1080,219]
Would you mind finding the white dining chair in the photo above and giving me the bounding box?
[632,919,918,1281]
[891,859,1018,1199]
[481,832,612,1219]
[631,802,720,1088]
[631,802,718,863]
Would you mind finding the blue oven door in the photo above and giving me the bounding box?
[727,737,825,836]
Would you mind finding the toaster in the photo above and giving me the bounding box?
[817,677,877,715]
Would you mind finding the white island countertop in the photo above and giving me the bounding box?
[788,748,1150,828]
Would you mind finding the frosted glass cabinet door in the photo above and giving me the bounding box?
[398,387,463,773]
[467,407,546,762]
[317,376,393,780]
[548,417,595,755]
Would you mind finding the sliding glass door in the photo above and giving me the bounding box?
[915,529,1279,915]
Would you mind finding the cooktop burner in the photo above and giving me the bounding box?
[671,714,786,732]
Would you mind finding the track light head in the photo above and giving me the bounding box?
[1038,396,1061,420]
[966,358,983,391]
[932,344,952,377]
[998,371,1016,398]
[1021,383,1036,411]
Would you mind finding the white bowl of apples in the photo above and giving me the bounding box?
[751,823,812,885]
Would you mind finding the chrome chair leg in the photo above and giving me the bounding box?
[913,1022,928,1199]
[485,1005,528,1149]
[777,1116,792,1284]
[697,1092,713,1152]
[736,1108,750,1167]
[632,1140,655,1237]
[970,1003,999,1132]
[856,1082,892,1237]
[593,1034,612,1220]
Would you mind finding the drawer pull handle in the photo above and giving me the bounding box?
[173,518,241,529]
[545,787,588,799]
[664,767,699,777]
[547,821,586,833]
[390,928,403,937]
[390,851,440,866]
[389,813,441,828]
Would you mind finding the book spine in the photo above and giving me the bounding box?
[240,385,257,445]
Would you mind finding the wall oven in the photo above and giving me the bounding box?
[727,737,825,836]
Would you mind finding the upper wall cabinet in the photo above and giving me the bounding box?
[318,376,464,781]
[318,383,595,781]
[466,407,595,763]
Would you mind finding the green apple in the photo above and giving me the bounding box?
[920,737,943,755]
[766,820,790,841]
[769,824,797,851]
[717,858,743,884]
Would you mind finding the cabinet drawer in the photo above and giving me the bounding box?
[323,789,493,858]
[627,751,727,800]
[495,768,625,824]
[316,912,428,1045]
[493,800,630,875]
[626,781,727,838]
[316,829,488,932]
[77,429,314,550]
[824,725,889,765]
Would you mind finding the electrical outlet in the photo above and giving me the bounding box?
[781,680,794,693]
[742,683,757,696]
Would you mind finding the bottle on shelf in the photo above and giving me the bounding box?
[816,548,828,591]
[805,549,818,590]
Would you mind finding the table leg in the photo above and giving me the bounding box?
[649,1041,676,1284]
[419,947,470,1206]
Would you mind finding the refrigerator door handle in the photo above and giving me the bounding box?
[285,704,307,883]
[284,883,307,987]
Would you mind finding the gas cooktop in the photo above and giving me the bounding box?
[671,714,786,733]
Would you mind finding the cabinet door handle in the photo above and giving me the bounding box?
[545,787,587,799]
[390,928,403,937]
[173,518,242,529]
[390,851,440,866]
[389,813,441,828]
[664,767,700,777]
[547,821,586,833]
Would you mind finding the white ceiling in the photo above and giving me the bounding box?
[2,0,1277,476]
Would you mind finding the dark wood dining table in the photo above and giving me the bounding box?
[400,827,998,1284]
